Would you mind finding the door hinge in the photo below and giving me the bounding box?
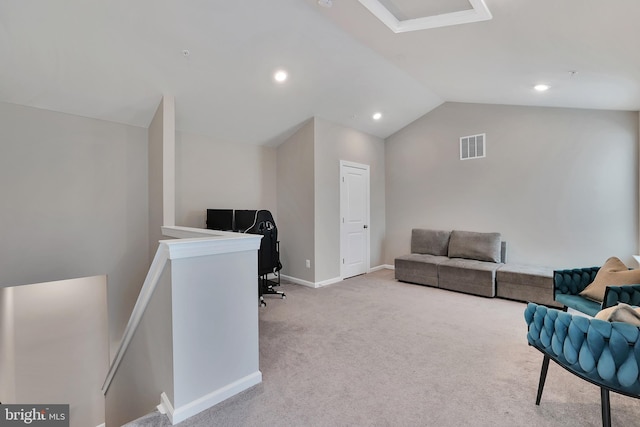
[342,258,345,264]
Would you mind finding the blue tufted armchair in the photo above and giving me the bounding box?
[524,302,640,427]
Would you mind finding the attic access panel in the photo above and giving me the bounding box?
[359,0,492,33]
[377,0,472,20]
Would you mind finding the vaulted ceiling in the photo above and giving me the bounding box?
[1,0,638,146]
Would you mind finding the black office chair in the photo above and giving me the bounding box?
[245,210,284,306]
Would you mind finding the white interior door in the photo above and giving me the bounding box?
[340,161,370,279]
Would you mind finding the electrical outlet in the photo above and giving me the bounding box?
[306,259,311,268]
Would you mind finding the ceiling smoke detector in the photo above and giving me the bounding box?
[318,0,333,8]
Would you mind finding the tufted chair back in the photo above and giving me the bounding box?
[553,267,600,295]
[603,284,640,309]
[524,302,640,426]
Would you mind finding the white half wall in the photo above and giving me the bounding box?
[385,102,639,268]
[105,232,262,426]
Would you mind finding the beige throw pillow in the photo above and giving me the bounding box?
[579,256,640,302]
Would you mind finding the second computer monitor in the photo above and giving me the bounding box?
[234,210,257,232]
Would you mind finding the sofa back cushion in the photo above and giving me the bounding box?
[411,229,451,256]
[448,230,502,263]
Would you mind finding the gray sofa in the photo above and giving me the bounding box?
[395,229,506,297]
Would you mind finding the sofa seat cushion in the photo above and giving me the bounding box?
[410,229,451,256]
[498,264,552,286]
[395,254,449,287]
[438,258,502,297]
[496,264,561,307]
[447,230,502,263]
[555,292,601,317]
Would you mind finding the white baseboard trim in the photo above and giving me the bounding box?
[316,276,343,287]
[96,424,105,427]
[158,371,262,425]
[281,274,342,288]
[158,392,173,418]
[370,264,394,271]
[283,267,396,288]
[280,274,315,288]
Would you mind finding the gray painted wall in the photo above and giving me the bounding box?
[175,131,277,228]
[277,120,315,283]
[149,100,164,261]
[0,285,15,401]
[0,102,149,351]
[1,276,108,427]
[276,117,386,284]
[314,118,386,281]
[105,264,173,427]
[385,102,639,268]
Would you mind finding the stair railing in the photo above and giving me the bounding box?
[101,244,169,394]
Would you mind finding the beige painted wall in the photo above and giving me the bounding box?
[175,131,277,228]
[314,117,386,282]
[0,101,149,352]
[276,120,315,283]
[385,102,639,268]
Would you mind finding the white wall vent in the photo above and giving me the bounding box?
[460,133,486,160]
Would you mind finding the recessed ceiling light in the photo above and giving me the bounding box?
[534,84,550,92]
[274,70,288,83]
[372,112,382,120]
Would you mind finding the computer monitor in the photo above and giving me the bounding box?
[206,209,233,231]
[234,210,257,232]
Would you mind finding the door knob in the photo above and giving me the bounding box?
[363,225,368,229]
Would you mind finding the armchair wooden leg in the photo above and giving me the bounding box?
[536,355,550,405]
[601,388,611,427]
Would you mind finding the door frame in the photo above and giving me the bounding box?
[340,160,370,279]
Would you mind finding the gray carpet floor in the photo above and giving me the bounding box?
[126,269,640,426]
